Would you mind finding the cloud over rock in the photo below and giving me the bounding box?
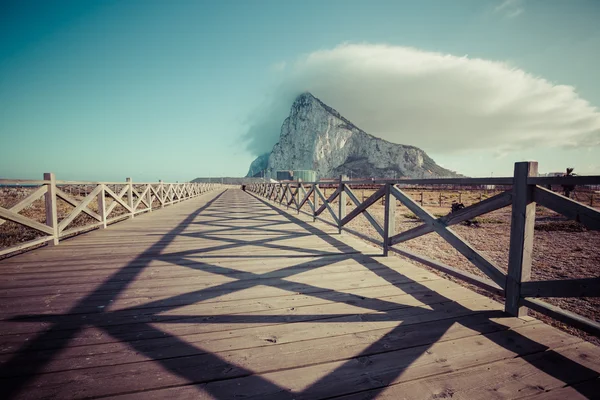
[244,44,600,157]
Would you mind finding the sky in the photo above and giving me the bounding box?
[1,0,599,181]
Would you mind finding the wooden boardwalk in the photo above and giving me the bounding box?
[0,188,598,399]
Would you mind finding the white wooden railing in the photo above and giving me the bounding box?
[0,173,223,257]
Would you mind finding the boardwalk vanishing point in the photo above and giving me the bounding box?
[1,184,599,399]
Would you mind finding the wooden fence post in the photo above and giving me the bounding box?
[506,161,538,317]
[383,183,395,256]
[313,183,318,222]
[338,176,346,234]
[126,178,134,218]
[98,184,107,228]
[296,179,301,214]
[44,172,59,245]
[147,184,153,212]
[159,180,164,208]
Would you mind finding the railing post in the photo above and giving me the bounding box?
[159,180,164,208]
[98,184,107,228]
[126,177,134,218]
[383,183,396,256]
[44,172,59,245]
[146,184,153,212]
[338,175,346,234]
[296,178,301,214]
[313,183,318,222]
[506,161,538,317]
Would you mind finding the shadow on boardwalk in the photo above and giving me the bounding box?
[0,189,597,399]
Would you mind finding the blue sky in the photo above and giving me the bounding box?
[1,0,599,181]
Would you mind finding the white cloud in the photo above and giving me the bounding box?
[495,0,524,18]
[243,43,600,158]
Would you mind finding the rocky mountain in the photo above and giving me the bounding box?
[246,92,459,179]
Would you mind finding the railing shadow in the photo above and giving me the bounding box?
[0,189,597,399]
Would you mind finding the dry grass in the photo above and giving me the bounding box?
[301,186,600,346]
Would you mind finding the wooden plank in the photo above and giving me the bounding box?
[314,186,340,223]
[0,236,54,257]
[0,207,54,235]
[390,185,506,288]
[336,342,600,400]
[0,304,534,379]
[297,184,314,210]
[390,190,512,246]
[127,177,134,218]
[183,324,585,400]
[522,297,600,336]
[506,161,538,316]
[0,179,49,185]
[338,180,345,233]
[339,186,384,227]
[519,379,600,400]
[534,185,600,231]
[44,172,59,245]
[528,175,600,186]
[446,190,512,225]
[341,186,384,237]
[59,221,104,238]
[339,177,515,186]
[383,183,395,256]
[55,187,102,221]
[0,185,47,226]
[0,187,594,400]
[57,184,103,233]
[521,277,600,298]
[97,184,107,228]
[104,185,133,213]
[133,184,152,210]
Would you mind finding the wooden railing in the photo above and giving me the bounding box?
[248,162,600,336]
[0,173,223,257]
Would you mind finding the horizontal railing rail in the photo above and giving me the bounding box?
[0,173,224,257]
[248,162,600,336]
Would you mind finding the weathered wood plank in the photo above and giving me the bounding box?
[1,187,595,400]
[390,185,506,288]
[0,207,54,235]
[390,190,512,245]
[0,185,47,227]
[521,277,600,298]
[522,297,600,336]
[506,161,537,316]
[55,188,102,222]
[314,186,340,223]
[57,184,103,233]
[534,185,600,231]
[0,236,54,257]
[340,186,385,237]
[104,185,132,213]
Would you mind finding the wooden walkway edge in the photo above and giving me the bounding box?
[0,188,598,399]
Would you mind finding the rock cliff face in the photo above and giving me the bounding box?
[246,93,459,179]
